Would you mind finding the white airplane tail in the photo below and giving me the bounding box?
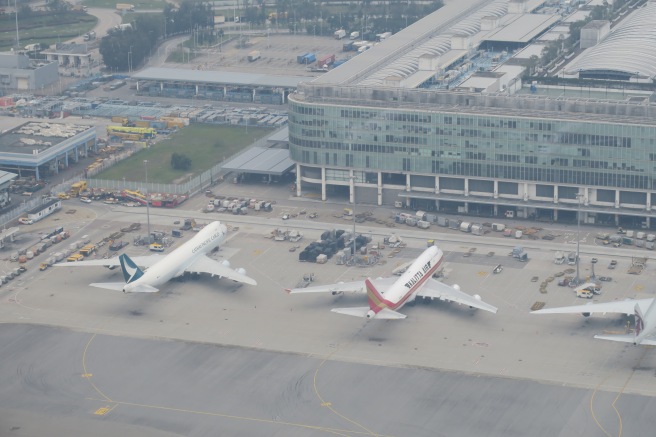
[594,303,654,345]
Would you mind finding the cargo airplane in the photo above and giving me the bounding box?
[286,245,497,319]
[57,221,256,292]
[532,297,656,346]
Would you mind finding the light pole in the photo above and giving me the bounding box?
[350,175,357,262]
[574,193,583,285]
[144,160,151,244]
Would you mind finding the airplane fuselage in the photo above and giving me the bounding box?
[123,222,227,292]
[383,245,443,311]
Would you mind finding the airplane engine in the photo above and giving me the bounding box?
[453,284,461,291]
[470,293,482,309]
[222,260,231,268]
[366,310,376,319]
[582,302,593,317]
[236,267,247,276]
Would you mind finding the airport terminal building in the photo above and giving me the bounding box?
[288,0,656,227]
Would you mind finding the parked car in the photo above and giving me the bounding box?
[80,196,92,203]
[18,218,33,225]
[599,276,612,282]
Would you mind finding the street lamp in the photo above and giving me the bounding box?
[350,174,357,262]
[574,193,583,285]
[144,160,151,244]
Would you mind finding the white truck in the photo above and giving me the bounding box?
[349,31,360,40]
[334,29,346,39]
[116,3,135,12]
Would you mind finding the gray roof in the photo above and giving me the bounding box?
[482,13,560,43]
[311,0,504,86]
[565,3,656,80]
[221,147,294,176]
[133,68,307,89]
[0,170,17,188]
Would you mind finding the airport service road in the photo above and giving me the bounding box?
[1,323,655,437]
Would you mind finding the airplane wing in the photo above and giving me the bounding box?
[286,277,397,294]
[594,334,656,346]
[417,278,498,314]
[187,255,257,286]
[55,255,163,268]
[532,298,654,316]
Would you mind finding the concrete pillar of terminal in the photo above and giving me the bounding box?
[493,204,498,216]
[523,183,529,201]
[464,178,469,197]
[553,209,558,221]
[377,172,382,206]
[136,81,140,91]
[554,185,558,203]
[195,85,199,95]
[35,166,40,180]
[646,217,651,228]
[223,86,227,97]
[615,190,620,208]
[406,173,411,192]
[435,176,440,194]
[350,170,355,204]
[615,214,619,226]
[160,82,164,91]
[252,88,256,101]
[281,90,286,104]
[64,153,68,167]
[493,180,498,199]
[295,163,302,197]
[464,202,469,213]
[583,187,589,205]
[321,167,326,201]
[647,193,651,212]
[74,147,78,162]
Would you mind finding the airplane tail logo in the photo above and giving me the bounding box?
[634,303,645,339]
[365,279,392,315]
[119,254,144,284]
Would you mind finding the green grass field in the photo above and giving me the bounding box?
[97,124,271,183]
[0,11,97,50]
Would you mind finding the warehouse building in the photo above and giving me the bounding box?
[288,0,656,228]
[0,122,97,180]
[0,53,59,91]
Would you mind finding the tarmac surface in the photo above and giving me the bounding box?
[1,183,656,436]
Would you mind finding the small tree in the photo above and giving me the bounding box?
[171,153,192,170]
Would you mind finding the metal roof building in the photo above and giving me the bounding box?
[0,122,97,180]
[565,3,656,81]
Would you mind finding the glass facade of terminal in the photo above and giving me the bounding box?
[289,98,656,191]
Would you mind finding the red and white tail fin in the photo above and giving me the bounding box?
[365,278,392,315]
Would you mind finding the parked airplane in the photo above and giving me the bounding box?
[532,298,656,346]
[57,221,256,292]
[286,245,497,319]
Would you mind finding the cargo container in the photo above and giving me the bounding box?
[317,54,335,68]
[492,223,506,232]
[437,216,448,227]
[248,50,261,62]
[471,224,483,235]
[459,222,471,233]
[415,211,426,221]
[417,220,430,229]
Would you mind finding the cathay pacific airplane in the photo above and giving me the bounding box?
[57,221,256,292]
[286,245,497,319]
[533,298,656,346]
